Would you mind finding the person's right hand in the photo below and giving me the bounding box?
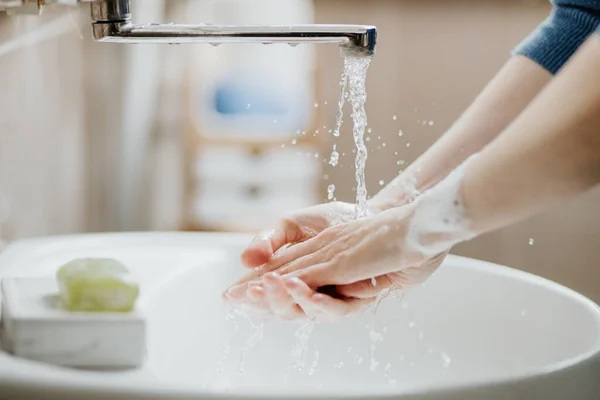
[239,201,361,270]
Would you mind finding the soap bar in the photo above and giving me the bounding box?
[57,258,139,312]
[0,277,146,368]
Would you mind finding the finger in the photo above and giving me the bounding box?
[223,281,251,303]
[246,284,271,314]
[263,273,305,321]
[240,218,305,268]
[335,275,396,299]
[283,277,329,321]
[288,263,338,290]
[232,238,324,289]
[311,292,373,319]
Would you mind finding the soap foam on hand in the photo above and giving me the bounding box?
[0,258,146,369]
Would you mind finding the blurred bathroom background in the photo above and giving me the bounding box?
[1,0,600,302]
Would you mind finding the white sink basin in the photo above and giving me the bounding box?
[0,232,599,399]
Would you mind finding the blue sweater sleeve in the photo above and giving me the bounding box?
[513,1,600,74]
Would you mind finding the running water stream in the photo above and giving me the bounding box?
[222,51,380,385]
[331,55,373,217]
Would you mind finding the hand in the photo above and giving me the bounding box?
[239,201,361,269]
[226,201,387,315]
[225,205,449,321]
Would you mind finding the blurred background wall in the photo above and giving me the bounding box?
[2,0,600,302]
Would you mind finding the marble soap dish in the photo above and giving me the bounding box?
[0,277,146,369]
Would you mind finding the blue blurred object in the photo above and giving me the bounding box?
[213,80,288,115]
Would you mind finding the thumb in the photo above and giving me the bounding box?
[240,218,303,268]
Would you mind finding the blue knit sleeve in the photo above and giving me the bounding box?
[513,1,600,74]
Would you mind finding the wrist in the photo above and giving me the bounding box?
[404,154,480,257]
[368,173,421,213]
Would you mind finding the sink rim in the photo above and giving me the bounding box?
[0,231,599,399]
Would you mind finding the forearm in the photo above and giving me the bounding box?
[369,56,551,211]
[462,34,600,235]
[371,1,600,213]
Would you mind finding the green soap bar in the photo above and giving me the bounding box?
[56,258,139,312]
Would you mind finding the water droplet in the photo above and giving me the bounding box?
[429,121,434,126]
[367,128,372,134]
[521,309,528,317]
[209,42,220,47]
[291,139,297,145]
[289,43,299,47]
[366,137,371,142]
[324,101,328,105]
[398,130,403,137]
[327,184,336,200]
[357,357,364,364]
[371,277,377,286]
[323,174,329,180]
[333,361,344,369]
[246,103,252,109]
[314,102,319,108]
[329,150,339,166]
[382,143,387,147]
[393,115,397,120]
[314,153,319,158]
[281,144,285,148]
[406,143,411,148]
[529,238,535,245]
[379,180,385,186]
[408,321,416,329]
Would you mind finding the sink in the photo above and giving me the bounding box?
[0,232,599,399]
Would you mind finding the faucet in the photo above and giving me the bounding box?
[0,0,377,56]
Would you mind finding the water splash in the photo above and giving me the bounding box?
[290,321,315,372]
[333,65,350,138]
[237,316,265,375]
[308,350,320,376]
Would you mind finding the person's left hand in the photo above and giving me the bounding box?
[224,206,448,321]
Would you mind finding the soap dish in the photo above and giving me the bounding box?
[0,277,146,369]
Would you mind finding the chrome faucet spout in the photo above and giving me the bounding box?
[90,0,377,56]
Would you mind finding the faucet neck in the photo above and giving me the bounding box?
[90,0,130,23]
